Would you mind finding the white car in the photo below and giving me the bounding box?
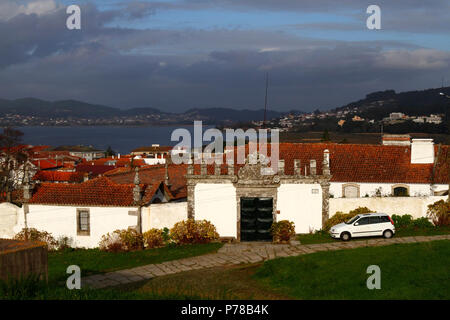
[330,213,395,241]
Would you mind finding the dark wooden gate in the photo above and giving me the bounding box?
[240,197,273,241]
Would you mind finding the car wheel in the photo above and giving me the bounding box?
[383,230,393,239]
[340,232,351,241]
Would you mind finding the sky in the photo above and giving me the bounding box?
[0,0,449,112]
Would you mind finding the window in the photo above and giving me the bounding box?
[77,209,90,236]
[393,186,409,197]
[369,216,382,224]
[380,216,390,223]
[355,217,370,225]
[342,184,360,198]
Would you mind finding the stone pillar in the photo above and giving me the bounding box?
[323,149,330,176]
[321,181,330,228]
[214,162,221,175]
[278,159,285,175]
[201,160,207,175]
[294,159,301,176]
[187,183,195,219]
[310,160,317,175]
[228,160,234,176]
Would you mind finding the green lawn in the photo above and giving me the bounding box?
[298,226,450,244]
[254,240,450,299]
[48,243,223,283]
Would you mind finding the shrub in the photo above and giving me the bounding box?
[411,217,434,229]
[143,229,165,249]
[118,228,144,251]
[13,228,57,250]
[323,207,373,231]
[170,219,219,245]
[271,220,296,243]
[99,228,143,252]
[99,231,125,252]
[427,200,450,226]
[55,236,74,251]
[391,214,413,228]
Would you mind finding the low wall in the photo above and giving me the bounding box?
[0,239,48,282]
[143,202,188,231]
[329,196,447,219]
[0,203,20,239]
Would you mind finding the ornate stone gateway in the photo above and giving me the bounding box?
[186,150,331,242]
[240,197,273,241]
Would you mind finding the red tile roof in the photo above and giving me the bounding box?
[33,171,85,183]
[31,159,64,170]
[28,176,167,207]
[76,164,120,176]
[106,164,188,199]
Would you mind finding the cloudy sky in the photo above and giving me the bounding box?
[1,0,449,112]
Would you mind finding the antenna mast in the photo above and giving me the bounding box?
[263,72,268,128]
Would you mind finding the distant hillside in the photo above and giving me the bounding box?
[0,97,297,125]
[183,108,287,122]
[336,87,450,120]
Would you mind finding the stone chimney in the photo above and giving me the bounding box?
[133,167,142,204]
[22,166,31,202]
[411,139,434,164]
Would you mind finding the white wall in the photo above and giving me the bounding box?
[329,196,447,219]
[14,205,139,248]
[195,183,237,238]
[330,182,434,198]
[142,202,187,231]
[0,203,20,239]
[277,183,323,233]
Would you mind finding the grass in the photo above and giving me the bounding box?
[254,240,450,299]
[48,242,223,283]
[297,226,450,244]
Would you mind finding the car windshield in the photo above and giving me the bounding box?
[346,215,360,224]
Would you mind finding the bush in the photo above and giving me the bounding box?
[412,217,434,229]
[271,220,296,243]
[99,228,143,252]
[55,236,74,251]
[170,219,219,245]
[143,229,165,249]
[427,200,450,226]
[324,207,373,231]
[13,228,57,250]
[391,214,413,228]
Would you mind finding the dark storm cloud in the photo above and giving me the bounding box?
[0,0,449,112]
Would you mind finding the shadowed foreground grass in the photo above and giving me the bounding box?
[48,243,223,283]
[253,240,450,299]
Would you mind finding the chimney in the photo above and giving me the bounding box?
[382,134,411,146]
[22,166,31,202]
[411,139,434,164]
[133,167,142,203]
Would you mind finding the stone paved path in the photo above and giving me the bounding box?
[82,234,450,289]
